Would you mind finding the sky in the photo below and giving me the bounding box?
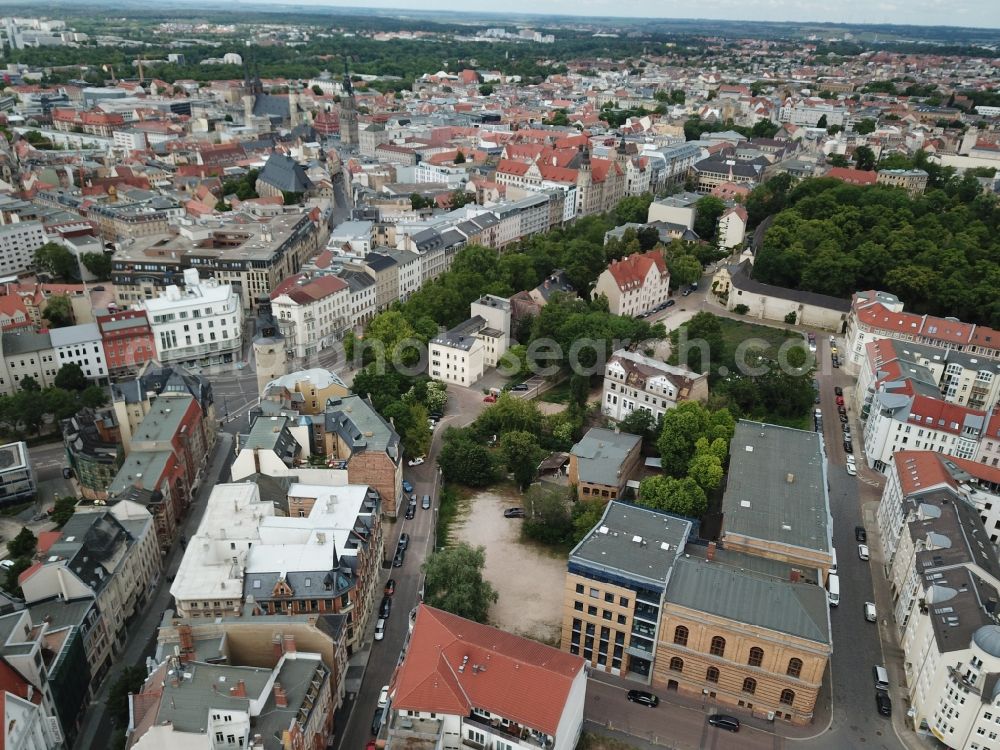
[261,0,1000,29]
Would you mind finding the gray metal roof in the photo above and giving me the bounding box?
[155,662,271,732]
[666,553,831,645]
[1,331,52,355]
[569,501,690,591]
[431,316,485,351]
[721,421,831,554]
[571,428,642,486]
[258,152,313,194]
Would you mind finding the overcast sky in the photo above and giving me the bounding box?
[264,0,999,29]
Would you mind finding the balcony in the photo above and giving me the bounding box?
[389,713,442,743]
[465,714,552,749]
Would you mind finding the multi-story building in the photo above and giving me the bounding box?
[96,310,156,379]
[61,408,124,502]
[845,290,1000,372]
[352,253,398,312]
[0,331,58,393]
[602,349,709,421]
[0,441,35,506]
[87,200,171,243]
[106,392,208,549]
[717,204,748,250]
[271,274,351,359]
[143,269,244,368]
[568,428,643,501]
[428,296,511,388]
[778,98,845,127]
[389,604,586,750]
[112,210,320,309]
[20,508,161,682]
[646,192,701,228]
[592,250,670,317]
[49,322,108,384]
[342,271,377,328]
[876,168,929,196]
[688,157,766,194]
[0,221,46,276]
[171,480,382,654]
[563,500,831,726]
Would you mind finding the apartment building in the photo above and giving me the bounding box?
[688,157,766,194]
[845,290,1000,372]
[0,331,58,393]
[271,274,351,359]
[562,500,831,725]
[49,322,108,384]
[143,269,244,368]
[717,205,748,250]
[87,200,171,243]
[61,407,124,501]
[602,349,709,422]
[778,98,846,127]
[96,310,156,379]
[592,250,670,317]
[389,605,586,750]
[0,221,46,276]
[20,508,161,682]
[429,295,511,388]
[259,370,350,418]
[568,428,643,501]
[647,192,701,229]
[112,210,320,308]
[342,271,377,327]
[876,168,929,196]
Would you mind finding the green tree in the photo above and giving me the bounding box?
[81,385,109,409]
[11,390,45,434]
[816,114,828,129]
[854,118,877,135]
[522,486,573,545]
[424,381,448,414]
[694,196,726,242]
[80,251,112,279]
[475,394,543,438]
[853,145,876,171]
[687,452,724,491]
[422,543,498,623]
[50,496,76,527]
[750,119,780,138]
[34,242,77,279]
[7,527,36,559]
[617,408,660,450]
[614,194,653,225]
[438,429,497,487]
[667,253,702,288]
[42,294,74,327]
[571,498,607,543]
[108,665,149,728]
[43,387,78,420]
[449,189,474,209]
[3,558,31,598]
[500,430,542,490]
[827,154,849,167]
[312,84,323,95]
[454,150,466,164]
[19,377,39,392]
[637,475,708,517]
[478,83,494,96]
[54,363,87,392]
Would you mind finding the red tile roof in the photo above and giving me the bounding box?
[271,273,348,303]
[393,605,584,736]
[893,449,1000,495]
[853,298,997,348]
[606,250,667,291]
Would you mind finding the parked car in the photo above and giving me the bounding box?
[707,714,741,732]
[844,441,853,454]
[379,596,392,618]
[374,618,386,641]
[398,533,410,551]
[834,386,844,396]
[393,551,404,568]
[626,690,659,707]
[0,559,14,570]
[407,456,425,467]
[504,507,526,518]
[665,299,676,307]
[855,526,867,542]
[384,579,396,596]
[402,480,413,494]
[378,686,390,709]
[846,463,857,476]
[682,288,692,297]
[512,383,529,391]
[62,467,73,479]
[405,503,416,520]
[838,405,847,415]
[836,396,845,406]
[833,358,841,369]
[421,494,431,510]
[858,544,870,561]
[483,395,496,403]
[865,602,877,622]
[839,414,849,423]
[371,707,385,736]
[876,690,892,717]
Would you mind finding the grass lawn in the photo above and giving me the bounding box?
[716,317,804,364]
[537,380,573,404]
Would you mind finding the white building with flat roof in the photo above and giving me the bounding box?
[0,221,45,276]
[48,322,107,383]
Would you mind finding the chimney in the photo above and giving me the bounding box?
[230,679,247,698]
[177,624,195,662]
[273,682,288,708]
[283,634,296,654]
[790,569,801,583]
[273,635,283,660]
[706,542,716,561]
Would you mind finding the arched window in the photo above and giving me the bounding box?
[780,689,795,706]
[742,677,757,695]
[706,666,719,683]
[669,657,684,672]
[710,636,726,657]
[787,658,803,678]
[673,625,689,646]
[748,646,764,667]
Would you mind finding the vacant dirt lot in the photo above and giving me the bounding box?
[449,487,566,644]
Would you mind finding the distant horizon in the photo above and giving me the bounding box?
[228,0,1000,31]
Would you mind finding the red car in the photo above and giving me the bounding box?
[483,395,496,403]
[384,579,396,596]
[836,396,845,406]
[366,741,377,750]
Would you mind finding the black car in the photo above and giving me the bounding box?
[626,690,659,707]
[665,299,676,307]
[835,386,844,396]
[839,414,849,423]
[876,690,892,717]
[405,503,416,520]
[379,596,392,619]
[422,494,431,510]
[398,533,410,551]
[682,288,692,297]
[393,550,404,568]
[511,383,529,391]
[504,507,526,518]
[371,706,385,735]
[855,526,867,542]
[844,441,853,454]
[707,714,740,732]
[62,467,73,479]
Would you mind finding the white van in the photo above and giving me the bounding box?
[827,573,841,607]
[830,548,838,576]
[873,665,889,691]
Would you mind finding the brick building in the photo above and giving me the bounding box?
[96,309,156,379]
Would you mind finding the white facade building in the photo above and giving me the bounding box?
[48,322,107,382]
[602,350,709,421]
[0,221,46,276]
[143,269,244,367]
[429,295,511,388]
[271,274,351,359]
[592,250,670,317]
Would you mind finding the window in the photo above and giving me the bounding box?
[748,647,764,667]
[574,601,583,611]
[780,689,795,706]
[742,678,757,695]
[706,666,719,683]
[673,626,689,646]
[787,658,803,678]
[710,636,726,657]
[576,584,584,594]
[669,657,683,672]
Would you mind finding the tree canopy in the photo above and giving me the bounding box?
[422,543,498,623]
[34,242,77,280]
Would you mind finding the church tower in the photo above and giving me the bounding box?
[340,59,359,149]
